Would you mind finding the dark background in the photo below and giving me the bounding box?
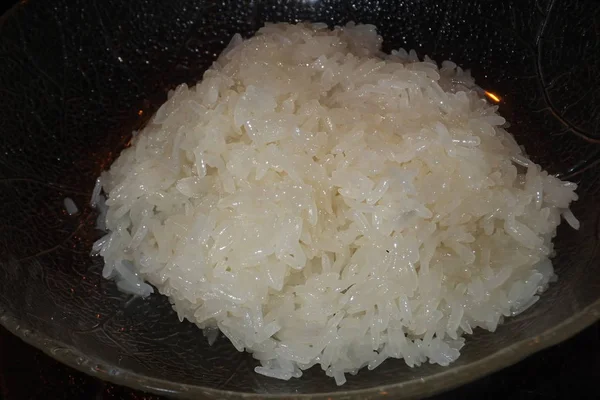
[0,323,599,399]
[0,0,599,399]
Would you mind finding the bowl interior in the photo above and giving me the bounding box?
[1,0,599,398]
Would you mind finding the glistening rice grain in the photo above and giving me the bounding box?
[63,197,78,216]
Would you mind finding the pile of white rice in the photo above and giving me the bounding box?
[91,22,579,385]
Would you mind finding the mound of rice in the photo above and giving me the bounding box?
[92,22,579,384]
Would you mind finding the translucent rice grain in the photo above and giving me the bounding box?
[204,327,220,346]
[255,366,292,380]
[562,209,580,230]
[90,177,103,207]
[63,197,79,215]
[333,370,347,386]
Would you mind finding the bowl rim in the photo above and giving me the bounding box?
[1,1,599,399]
[1,301,599,399]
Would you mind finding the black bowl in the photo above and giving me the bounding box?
[1,0,599,399]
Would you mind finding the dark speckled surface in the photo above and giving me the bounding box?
[1,0,600,398]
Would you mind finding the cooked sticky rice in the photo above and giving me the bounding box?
[92,22,578,385]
